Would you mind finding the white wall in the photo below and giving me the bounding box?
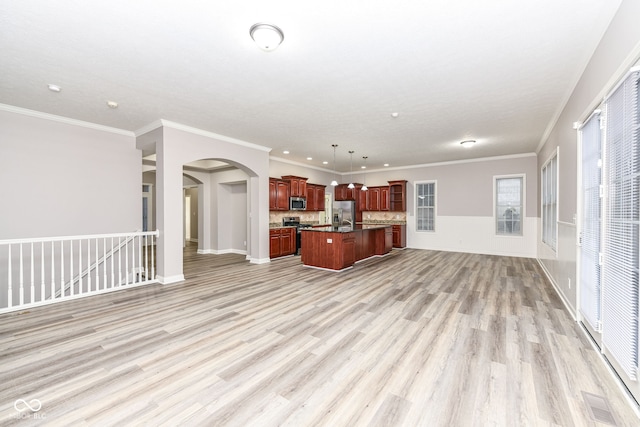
[0,107,141,238]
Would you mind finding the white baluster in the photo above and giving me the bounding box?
[87,239,92,292]
[40,243,45,302]
[8,245,12,308]
[19,243,24,306]
[138,236,142,283]
[51,241,55,300]
[60,241,65,298]
[30,243,34,304]
[95,238,99,290]
[69,240,74,296]
[78,240,83,294]
[110,237,115,288]
[103,238,107,288]
[125,239,129,285]
[144,235,149,283]
[117,237,122,287]
[151,234,155,280]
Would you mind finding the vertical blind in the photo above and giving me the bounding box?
[579,111,602,332]
[602,69,640,380]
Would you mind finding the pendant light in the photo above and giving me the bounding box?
[330,144,338,186]
[347,151,355,189]
[361,156,368,191]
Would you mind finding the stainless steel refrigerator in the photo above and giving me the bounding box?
[332,200,356,227]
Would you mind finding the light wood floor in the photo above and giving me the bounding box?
[1,246,638,426]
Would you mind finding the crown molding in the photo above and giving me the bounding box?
[139,119,272,153]
[0,103,134,137]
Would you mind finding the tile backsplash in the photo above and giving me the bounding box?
[270,210,406,226]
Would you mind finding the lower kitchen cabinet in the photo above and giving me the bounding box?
[392,224,406,248]
[270,227,296,258]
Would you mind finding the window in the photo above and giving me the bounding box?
[495,176,523,235]
[579,110,602,333]
[542,151,558,250]
[416,182,435,231]
[600,68,640,380]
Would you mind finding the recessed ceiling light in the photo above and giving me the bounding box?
[460,140,476,148]
[47,84,61,92]
[283,150,290,154]
[322,161,328,165]
[391,112,399,118]
[106,101,118,109]
[384,163,389,167]
[361,166,366,169]
[306,157,312,161]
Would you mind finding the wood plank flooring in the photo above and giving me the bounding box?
[1,246,638,426]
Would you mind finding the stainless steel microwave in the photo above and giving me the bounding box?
[289,197,306,211]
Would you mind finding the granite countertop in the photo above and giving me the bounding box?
[301,223,392,233]
[359,220,407,225]
[269,224,298,229]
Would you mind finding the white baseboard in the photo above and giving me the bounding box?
[249,257,271,264]
[157,274,185,284]
[197,248,247,255]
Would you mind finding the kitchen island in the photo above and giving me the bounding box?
[300,224,392,271]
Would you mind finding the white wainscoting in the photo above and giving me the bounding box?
[407,215,537,258]
[537,220,578,317]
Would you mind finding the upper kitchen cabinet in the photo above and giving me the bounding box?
[269,178,290,211]
[367,187,380,211]
[281,175,308,198]
[388,180,407,212]
[334,183,361,201]
[380,186,390,211]
[306,184,326,211]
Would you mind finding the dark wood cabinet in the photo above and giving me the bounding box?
[306,184,326,211]
[334,184,352,201]
[367,187,380,211]
[269,178,290,211]
[270,227,296,258]
[281,175,308,198]
[392,224,406,248]
[380,186,390,211]
[389,180,407,212]
[358,187,368,212]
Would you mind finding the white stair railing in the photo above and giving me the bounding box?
[0,230,159,314]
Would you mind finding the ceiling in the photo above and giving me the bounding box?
[0,1,622,172]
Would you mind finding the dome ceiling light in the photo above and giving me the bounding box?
[249,23,284,52]
[460,140,476,148]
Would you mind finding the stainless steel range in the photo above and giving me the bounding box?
[282,216,312,255]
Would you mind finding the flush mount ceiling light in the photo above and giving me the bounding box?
[106,101,119,109]
[47,84,61,92]
[347,151,355,189]
[460,140,476,148]
[330,144,338,186]
[249,23,284,52]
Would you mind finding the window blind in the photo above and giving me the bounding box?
[602,69,640,380]
[579,111,602,332]
[542,153,558,250]
[416,182,435,231]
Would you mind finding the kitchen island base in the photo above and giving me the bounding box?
[300,225,392,271]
